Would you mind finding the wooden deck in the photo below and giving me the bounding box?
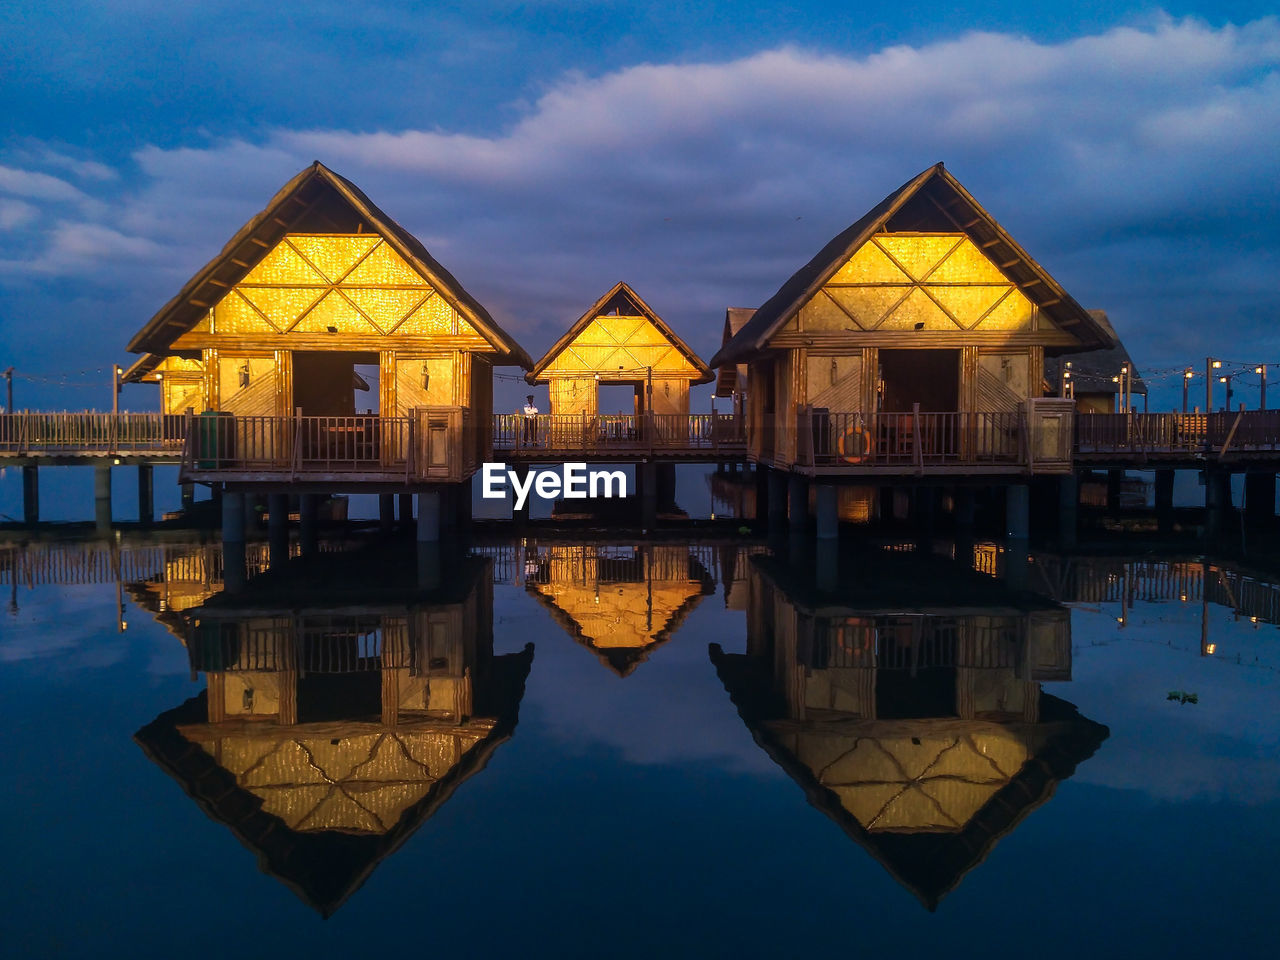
[10,409,1280,481]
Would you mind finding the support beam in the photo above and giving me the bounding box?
[137,464,154,526]
[398,492,414,526]
[22,465,38,525]
[221,490,246,544]
[180,482,195,510]
[94,464,112,533]
[754,466,770,523]
[379,494,395,533]
[815,484,839,540]
[417,490,441,542]
[767,469,788,528]
[787,473,809,533]
[1058,474,1078,550]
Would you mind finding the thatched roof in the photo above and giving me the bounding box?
[126,161,532,369]
[527,281,713,384]
[714,308,754,397]
[710,644,1108,910]
[1044,310,1148,396]
[711,163,1113,368]
[134,644,533,917]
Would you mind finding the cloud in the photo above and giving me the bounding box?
[3,15,1280,401]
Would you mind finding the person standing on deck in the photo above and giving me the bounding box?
[523,394,540,445]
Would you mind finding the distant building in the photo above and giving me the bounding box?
[1045,310,1148,413]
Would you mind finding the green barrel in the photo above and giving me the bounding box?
[195,410,234,468]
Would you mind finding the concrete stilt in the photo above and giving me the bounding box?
[180,482,195,510]
[815,483,838,540]
[787,473,809,533]
[94,464,112,533]
[379,494,395,533]
[221,491,246,543]
[137,463,154,525]
[1245,471,1275,529]
[767,469,787,529]
[1058,474,1078,550]
[398,492,413,526]
[1155,469,1175,534]
[754,466,770,523]
[640,461,658,529]
[657,463,677,510]
[417,490,441,542]
[815,538,838,593]
[417,542,441,591]
[22,465,38,525]
[1005,484,1030,543]
[299,494,320,556]
[268,493,289,568]
[1106,468,1124,516]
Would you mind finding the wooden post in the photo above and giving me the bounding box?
[22,464,38,525]
[268,493,288,568]
[417,489,441,542]
[379,494,395,533]
[640,461,658,530]
[815,483,838,540]
[1058,473,1078,550]
[137,463,154,525]
[787,473,809,533]
[1006,483,1030,543]
[299,494,320,556]
[1155,469,1175,534]
[398,492,414,526]
[180,482,195,510]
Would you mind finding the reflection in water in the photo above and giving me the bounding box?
[132,543,533,916]
[712,548,1109,910]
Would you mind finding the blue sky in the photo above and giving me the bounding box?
[2,1,1279,410]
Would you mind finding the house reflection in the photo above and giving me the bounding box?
[522,543,716,675]
[711,548,1108,909]
[134,543,533,917]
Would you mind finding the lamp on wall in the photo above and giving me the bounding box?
[239,361,250,388]
[421,361,430,391]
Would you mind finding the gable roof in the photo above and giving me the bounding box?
[527,281,714,384]
[1045,310,1148,396]
[126,161,531,368]
[714,308,754,397]
[711,163,1113,368]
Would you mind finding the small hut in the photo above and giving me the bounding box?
[123,162,531,476]
[710,163,1115,473]
[713,308,756,418]
[1045,310,1148,413]
[527,282,713,422]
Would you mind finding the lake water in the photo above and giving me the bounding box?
[1,526,1277,958]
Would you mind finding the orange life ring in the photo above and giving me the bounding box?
[838,423,871,463]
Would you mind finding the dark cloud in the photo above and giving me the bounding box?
[3,17,1279,408]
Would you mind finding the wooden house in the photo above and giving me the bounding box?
[122,162,531,482]
[710,163,1115,475]
[527,282,713,423]
[711,550,1107,909]
[1045,310,1148,413]
[713,308,755,418]
[524,543,714,675]
[134,545,533,915]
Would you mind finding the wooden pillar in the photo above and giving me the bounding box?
[754,466,770,523]
[815,483,838,540]
[180,482,195,510]
[417,490,441,542]
[1058,473,1078,550]
[137,463,154,525]
[399,492,414,526]
[221,491,246,543]
[657,463,677,509]
[788,473,809,533]
[815,537,838,592]
[94,464,112,532]
[22,465,38,525]
[379,494,395,533]
[767,469,788,531]
[268,493,289,568]
[299,494,320,556]
[1155,469,1175,534]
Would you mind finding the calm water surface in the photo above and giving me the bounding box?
[1,532,1276,958]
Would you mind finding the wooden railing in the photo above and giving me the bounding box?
[492,412,745,455]
[794,400,1074,473]
[1076,410,1280,457]
[0,412,186,456]
[179,408,478,482]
